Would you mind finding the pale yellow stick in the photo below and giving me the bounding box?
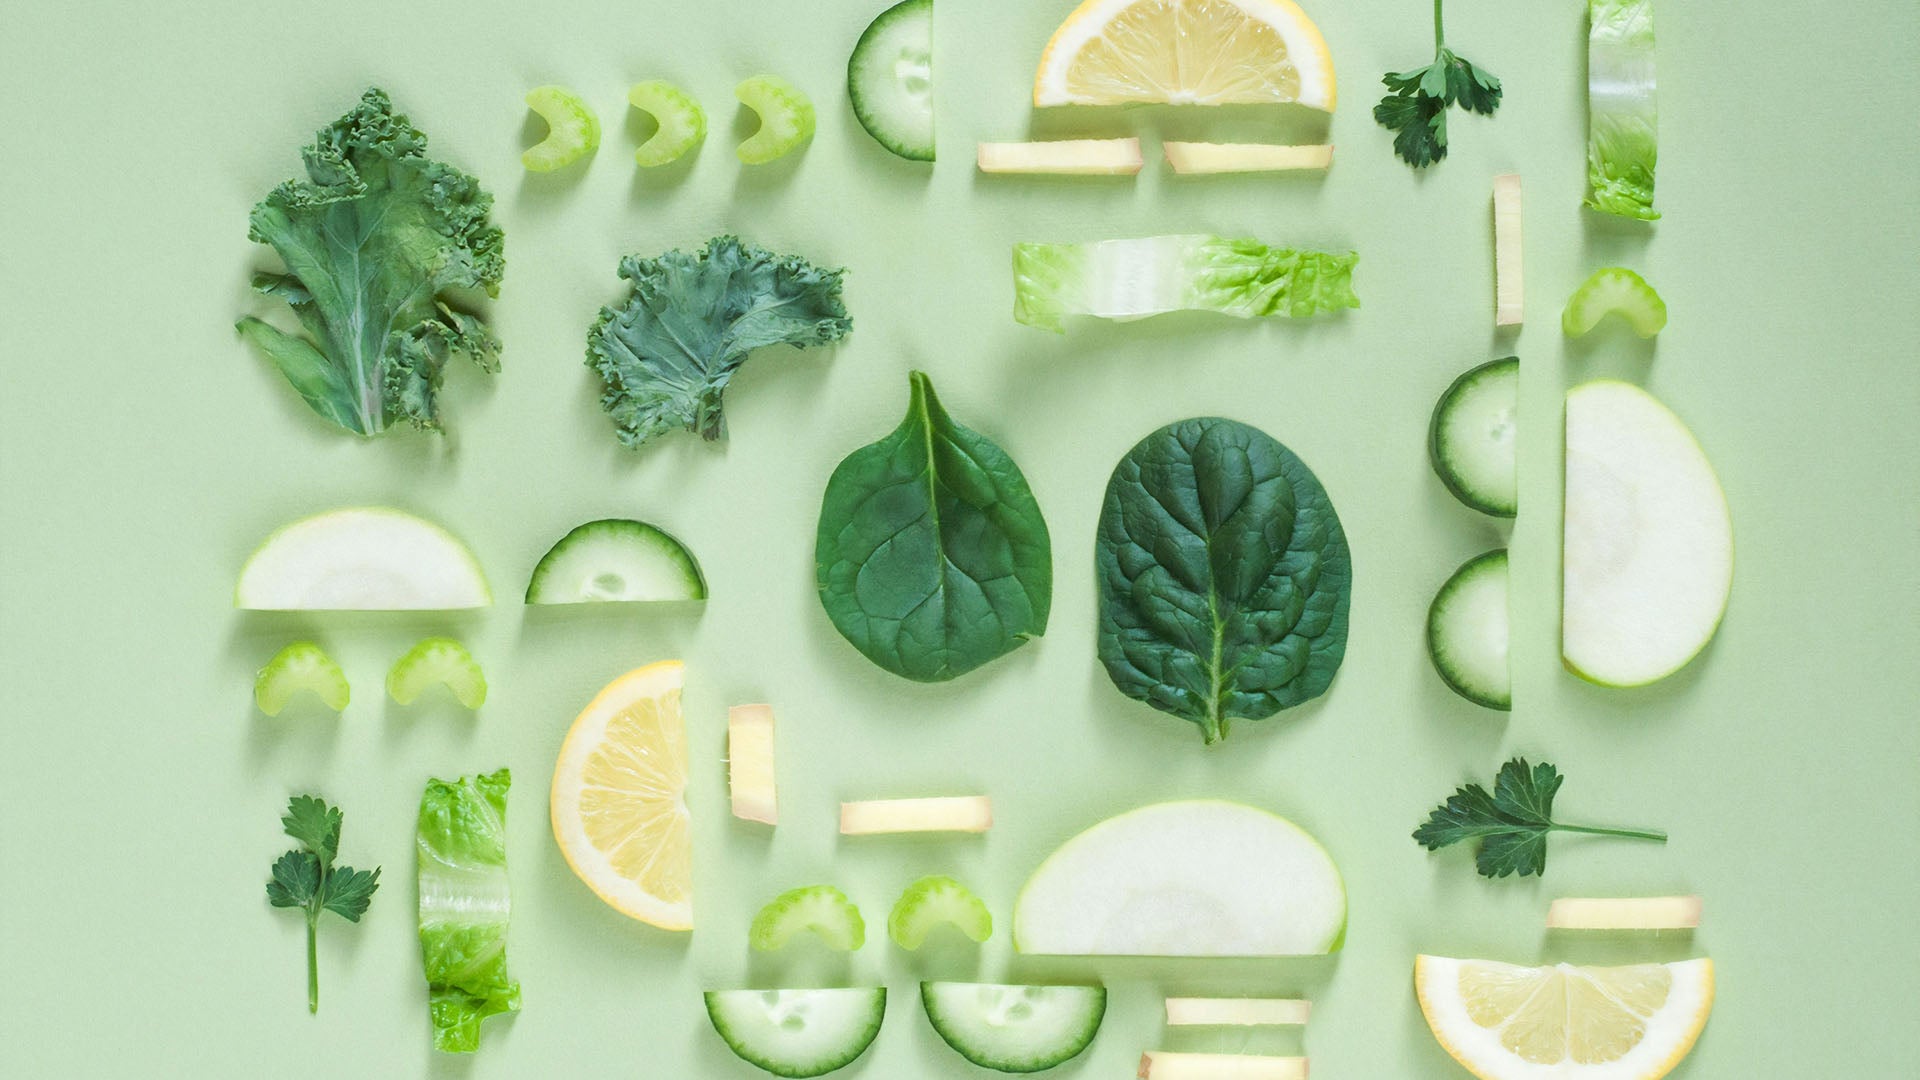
[839,795,993,835]
[727,704,777,825]
[978,138,1144,175]
[1163,142,1333,173]
[1494,173,1524,326]
[1548,895,1702,930]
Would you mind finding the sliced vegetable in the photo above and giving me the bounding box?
[704,988,887,1079]
[977,138,1143,175]
[1548,896,1702,930]
[889,876,991,949]
[265,795,380,1014]
[1032,0,1335,109]
[1014,236,1358,334]
[1494,173,1523,326]
[587,236,850,449]
[849,0,934,161]
[236,507,490,611]
[254,642,349,716]
[1140,1053,1309,1079]
[815,372,1051,682]
[524,519,706,603]
[387,637,487,709]
[1563,267,1667,338]
[750,886,865,951]
[521,85,599,172]
[1428,550,1511,711]
[628,80,706,166]
[1415,759,1669,879]
[1428,357,1518,518]
[840,796,993,835]
[921,982,1106,1073]
[417,769,520,1053]
[728,704,778,825]
[1164,998,1311,1027]
[1587,0,1660,219]
[736,75,815,164]
[1162,141,1333,173]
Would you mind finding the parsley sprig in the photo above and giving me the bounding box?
[266,795,381,1013]
[1375,0,1503,167]
[1414,759,1667,878]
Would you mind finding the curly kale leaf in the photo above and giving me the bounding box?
[237,88,505,436]
[586,236,851,449]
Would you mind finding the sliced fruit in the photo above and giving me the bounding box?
[736,75,815,164]
[1564,267,1667,338]
[750,886,865,951]
[1034,0,1336,110]
[1138,1052,1309,1079]
[1548,896,1702,931]
[922,982,1106,1073]
[236,508,490,611]
[549,661,691,929]
[254,642,349,716]
[524,519,707,604]
[1428,357,1519,518]
[1494,173,1524,326]
[1014,801,1345,956]
[1163,141,1332,173]
[705,988,887,1079]
[1428,550,1512,711]
[849,0,935,161]
[1563,381,1732,686]
[977,138,1143,175]
[1164,998,1310,1027]
[1415,955,1714,1079]
[386,637,486,709]
[840,795,993,835]
[889,875,992,949]
[628,80,707,167]
[728,704,778,825]
[522,85,600,172]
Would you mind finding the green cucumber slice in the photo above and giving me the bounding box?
[848,0,934,161]
[888,875,991,949]
[1427,550,1511,711]
[750,886,865,951]
[1563,267,1667,338]
[387,637,487,709]
[628,80,706,167]
[736,75,815,164]
[921,982,1106,1074]
[1428,357,1519,518]
[524,519,707,604]
[522,85,600,172]
[255,642,349,716]
[704,988,887,1078]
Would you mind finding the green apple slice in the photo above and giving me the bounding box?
[236,508,490,610]
[1563,381,1732,686]
[1013,801,1345,956]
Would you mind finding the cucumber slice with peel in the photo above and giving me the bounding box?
[387,637,487,708]
[849,0,934,161]
[1563,267,1667,337]
[255,642,349,716]
[628,80,706,166]
[1428,357,1519,518]
[750,886,865,951]
[1427,550,1511,710]
[921,982,1106,1073]
[522,85,599,172]
[524,519,706,604]
[888,875,991,949]
[736,75,815,164]
[236,508,490,611]
[705,988,887,1078]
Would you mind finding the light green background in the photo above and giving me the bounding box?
[3,0,1916,1075]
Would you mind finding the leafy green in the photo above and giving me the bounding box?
[1012,235,1358,333]
[586,236,851,448]
[237,89,504,436]
[418,769,520,1053]
[1586,0,1660,219]
[1414,758,1669,878]
[815,372,1052,682]
[1096,418,1351,743]
[1374,0,1502,168]
[265,795,380,1013]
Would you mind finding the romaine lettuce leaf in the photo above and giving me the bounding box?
[1012,236,1358,333]
[417,768,519,1053]
[1587,0,1660,220]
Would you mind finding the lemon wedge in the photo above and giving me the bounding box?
[1415,956,1714,1079]
[550,661,692,930]
[1034,0,1336,110]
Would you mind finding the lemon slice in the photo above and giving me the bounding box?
[1034,0,1336,110]
[550,661,692,930]
[1415,956,1714,1080]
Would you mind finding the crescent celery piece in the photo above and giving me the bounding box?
[750,886,866,951]
[1164,998,1312,1027]
[848,0,935,161]
[840,796,992,835]
[417,770,519,1053]
[1493,174,1523,326]
[976,138,1143,175]
[521,85,599,172]
[236,89,503,437]
[921,983,1106,1073]
[235,507,490,611]
[705,988,887,1078]
[1139,1052,1309,1079]
[254,642,349,716]
[735,75,815,163]
[628,80,706,166]
[524,519,707,603]
[265,795,380,1014]
[1162,142,1333,173]
[1563,267,1667,337]
[1587,0,1660,219]
[1547,895,1703,930]
[888,876,991,949]
[728,705,778,824]
[1427,550,1512,711]
[387,637,487,709]
[1013,236,1358,333]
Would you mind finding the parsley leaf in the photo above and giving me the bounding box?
[1376,0,1503,167]
[265,795,380,1012]
[1413,759,1667,878]
[280,795,341,863]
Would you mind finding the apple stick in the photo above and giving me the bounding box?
[1493,173,1523,327]
[978,138,1144,175]
[1138,1052,1309,1079]
[1548,896,1702,930]
[839,796,992,835]
[727,704,778,825]
[1163,142,1333,174]
[1164,997,1311,1027]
